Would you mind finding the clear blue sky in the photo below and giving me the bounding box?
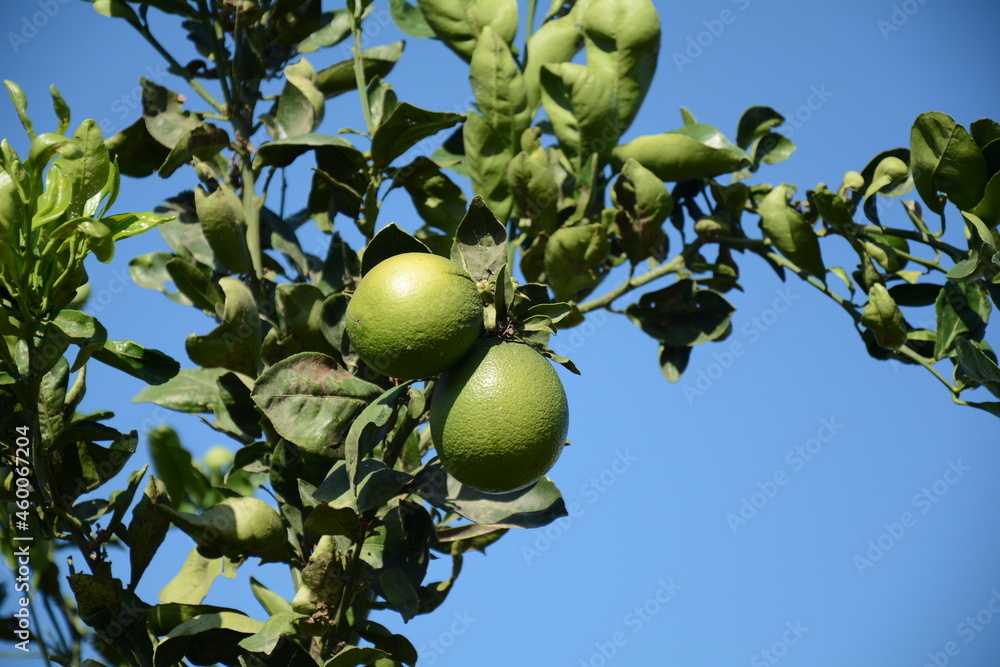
[2,1,1000,666]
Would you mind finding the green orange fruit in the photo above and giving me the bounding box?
[430,338,569,493]
[345,252,483,380]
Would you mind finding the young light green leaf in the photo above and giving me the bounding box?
[542,223,610,301]
[523,13,583,112]
[315,42,405,100]
[759,184,826,281]
[507,151,559,234]
[194,185,252,274]
[580,0,660,134]
[861,284,907,350]
[158,547,224,605]
[611,127,751,182]
[470,25,530,150]
[390,0,436,37]
[126,475,171,590]
[416,0,518,61]
[539,62,618,162]
[462,112,514,222]
[133,367,228,413]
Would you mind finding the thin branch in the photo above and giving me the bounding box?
[763,251,861,323]
[578,239,707,313]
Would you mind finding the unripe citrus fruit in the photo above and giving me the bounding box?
[430,338,569,493]
[346,252,483,380]
[157,496,287,561]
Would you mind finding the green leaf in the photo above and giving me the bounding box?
[452,195,508,282]
[759,184,826,280]
[354,620,418,666]
[194,185,252,274]
[910,111,988,213]
[390,0,436,37]
[249,577,293,616]
[736,106,785,150]
[238,611,302,655]
[809,185,856,234]
[326,646,389,667]
[416,0,519,62]
[470,25,530,150]
[354,459,412,513]
[250,353,383,458]
[862,284,907,350]
[139,78,203,150]
[507,151,559,235]
[154,610,263,667]
[462,112,514,221]
[345,382,411,490]
[157,123,230,178]
[303,503,359,536]
[523,12,583,112]
[60,120,110,220]
[579,0,660,134]
[751,132,796,168]
[539,63,618,162]
[955,338,1000,399]
[391,156,468,234]
[255,134,362,171]
[77,220,115,263]
[133,367,228,413]
[316,42,405,100]
[103,211,171,241]
[92,0,140,22]
[92,339,179,385]
[658,344,691,383]
[972,171,1000,228]
[185,277,261,377]
[271,57,326,139]
[935,280,991,359]
[371,102,464,170]
[53,309,108,371]
[361,223,430,276]
[414,460,568,528]
[47,428,139,503]
[148,425,220,512]
[165,256,222,314]
[544,223,610,301]
[625,280,735,347]
[4,80,33,139]
[888,282,942,307]
[297,8,352,52]
[358,502,435,620]
[129,252,191,306]
[147,602,244,637]
[611,126,751,182]
[126,475,171,590]
[106,117,172,178]
[611,158,673,264]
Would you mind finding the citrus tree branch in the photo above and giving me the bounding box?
[577,238,708,313]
